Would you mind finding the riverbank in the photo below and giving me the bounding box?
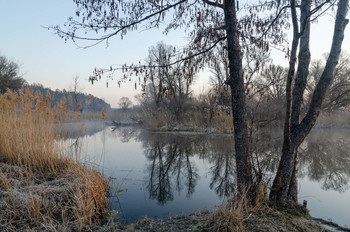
[0,170,340,232]
[136,110,350,134]
[106,202,332,232]
[0,161,109,231]
[0,90,345,231]
[0,90,109,231]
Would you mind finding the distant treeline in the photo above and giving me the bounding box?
[28,83,111,112]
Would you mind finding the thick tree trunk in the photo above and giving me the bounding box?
[288,0,311,201]
[270,0,300,202]
[270,0,349,203]
[281,0,299,172]
[288,150,298,201]
[224,0,253,194]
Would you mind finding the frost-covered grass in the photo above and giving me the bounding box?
[0,89,109,231]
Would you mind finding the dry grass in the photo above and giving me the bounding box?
[209,106,234,133]
[208,188,329,232]
[142,107,177,130]
[141,102,235,133]
[207,185,267,232]
[79,110,104,121]
[0,89,109,231]
[209,198,246,232]
[78,109,133,122]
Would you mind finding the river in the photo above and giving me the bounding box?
[66,124,350,227]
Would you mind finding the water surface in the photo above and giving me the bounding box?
[73,125,350,227]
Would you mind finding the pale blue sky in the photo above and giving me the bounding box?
[1,1,349,107]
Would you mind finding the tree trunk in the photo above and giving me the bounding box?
[288,150,298,201]
[288,0,311,200]
[224,0,253,194]
[270,0,300,202]
[281,0,299,186]
[270,0,349,203]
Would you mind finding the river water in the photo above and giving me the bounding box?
[71,124,350,227]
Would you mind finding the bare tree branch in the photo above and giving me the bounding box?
[204,0,224,9]
[50,0,187,48]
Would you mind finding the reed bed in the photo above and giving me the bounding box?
[0,89,109,231]
[142,102,234,133]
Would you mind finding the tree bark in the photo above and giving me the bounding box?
[224,0,253,194]
[288,150,298,201]
[281,0,299,176]
[270,0,349,203]
[270,0,300,202]
[288,0,311,201]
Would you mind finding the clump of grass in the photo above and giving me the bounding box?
[0,89,109,231]
[206,188,261,232]
[208,187,328,232]
[209,197,246,232]
[271,199,310,218]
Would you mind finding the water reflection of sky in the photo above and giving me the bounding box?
[299,177,350,227]
[73,126,350,227]
[99,135,221,223]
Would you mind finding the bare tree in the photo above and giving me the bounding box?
[256,65,287,105]
[141,42,193,105]
[270,0,349,202]
[53,0,341,200]
[308,51,350,111]
[209,47,231,106]
[119,96,132,111]
[0,55,25,94]
[70,75,84,110]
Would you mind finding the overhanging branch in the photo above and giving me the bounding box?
[95,36,227,74]
[51,0,187,48]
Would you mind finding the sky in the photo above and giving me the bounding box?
[1,1,350,108]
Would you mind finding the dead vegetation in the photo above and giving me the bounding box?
[117,199,330,232]
[141,100,234,133]
[115,186,330,232]
[0,89,109,231]
[208,193,330,232]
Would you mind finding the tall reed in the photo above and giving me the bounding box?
[0,88,109,231]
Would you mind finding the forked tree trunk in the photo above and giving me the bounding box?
[224,0,253,194]
[270,0,349,202]
[281,0,300,196]
[288,0,311,200]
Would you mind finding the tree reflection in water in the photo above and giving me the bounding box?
[206,136,236,198]
[141,133,200,205]
[111,127,350,204]
[251,129,350,193]
[299,131,350,192]
[111,126,138,143]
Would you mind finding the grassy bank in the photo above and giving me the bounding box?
[118,201,330,232]
[139,101,350,133]
[0,89,339,231]
[0,89,109,231]
[142,103,235,134]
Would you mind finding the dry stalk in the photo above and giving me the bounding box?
[0,89,109,231]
